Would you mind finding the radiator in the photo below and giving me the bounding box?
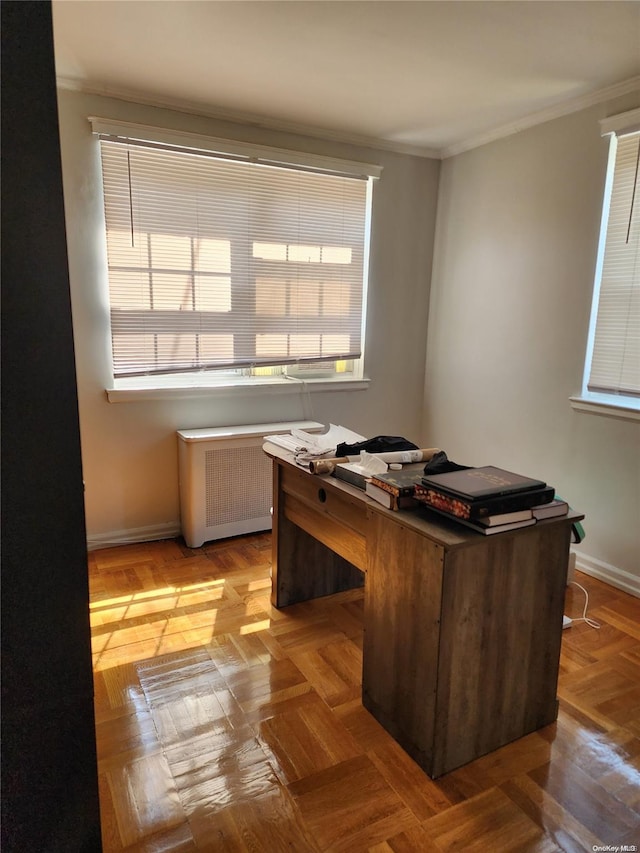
[177,421,322,548]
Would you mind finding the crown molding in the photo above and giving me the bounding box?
[56,76,441,160]
[600,106,640,137]
[57,74,640,162]
[441,76,640,159]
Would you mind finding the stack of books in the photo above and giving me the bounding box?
[365,468,424,511]
[414,466,568,535]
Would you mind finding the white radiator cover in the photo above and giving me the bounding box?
[177,421,322,548]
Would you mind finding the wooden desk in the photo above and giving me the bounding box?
[265,443,584,778]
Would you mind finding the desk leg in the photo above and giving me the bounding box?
[270,460,364,608]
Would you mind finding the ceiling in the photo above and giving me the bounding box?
[52,1,640,158]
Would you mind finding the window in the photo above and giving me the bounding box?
[580,108,640,413]
[90,118,379,388]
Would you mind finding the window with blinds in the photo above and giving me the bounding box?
[91,119,378,381]
[586,110,640,401]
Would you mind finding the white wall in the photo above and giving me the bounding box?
[57,89,440,545]
[424,94,640,589]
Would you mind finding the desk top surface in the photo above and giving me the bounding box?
[263,442,584,551]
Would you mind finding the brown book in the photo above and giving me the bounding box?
[368,468,423,497]
[366,481,418,511]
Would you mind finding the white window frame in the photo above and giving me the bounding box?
[571,108,640,421]
[89,118,380,401]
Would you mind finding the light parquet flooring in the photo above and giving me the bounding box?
[90,534,640,852]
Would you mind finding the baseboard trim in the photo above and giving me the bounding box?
[575,551,640,598]
[87,522,182,552]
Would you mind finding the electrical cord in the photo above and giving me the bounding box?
[284,372,315,422]
[567,581,601,629]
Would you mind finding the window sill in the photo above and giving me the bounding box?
[106,375,370,403]
[569,394,640,422]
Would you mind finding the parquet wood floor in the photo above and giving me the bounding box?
[90,534,640,852]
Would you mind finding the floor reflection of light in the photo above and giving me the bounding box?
[577,731,640,790]
[91,578,227,612]
[245,579,271,592]
[91,576,270,670]
[240,620,271,635]
[91,580,228,625]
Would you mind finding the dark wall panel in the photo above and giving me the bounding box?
[1,2,102,849]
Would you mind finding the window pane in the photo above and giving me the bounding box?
[106,229,150,268]
[322,246,352,264]
[109,269,152,309]
[255,278,286,315]
[290,281,320,316]
[323,334,350,354]
[151,273,193,310]
[198,334,235,361]
[323,282,352,316]
[195,239,230,273]
[256,334,288,358]
[194,276,231,312]
[290,335,321,357]
[288,244,321,263]
[149,233,192,270]
[253,242,287,261]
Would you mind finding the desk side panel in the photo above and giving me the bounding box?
[271,460,364,608]
[363,512,444,775]
[432,520,572,777]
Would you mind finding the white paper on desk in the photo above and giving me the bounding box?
[357,451,388,475]
[335,452,388,481]
[263,434,302,453]
[291,424,366,457]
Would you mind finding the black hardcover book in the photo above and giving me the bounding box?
[414,483,555,520]
[420,466,546,500]
[333,462,368,490]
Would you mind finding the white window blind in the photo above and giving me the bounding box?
[587,115,640,398]
[92,120,377,379]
